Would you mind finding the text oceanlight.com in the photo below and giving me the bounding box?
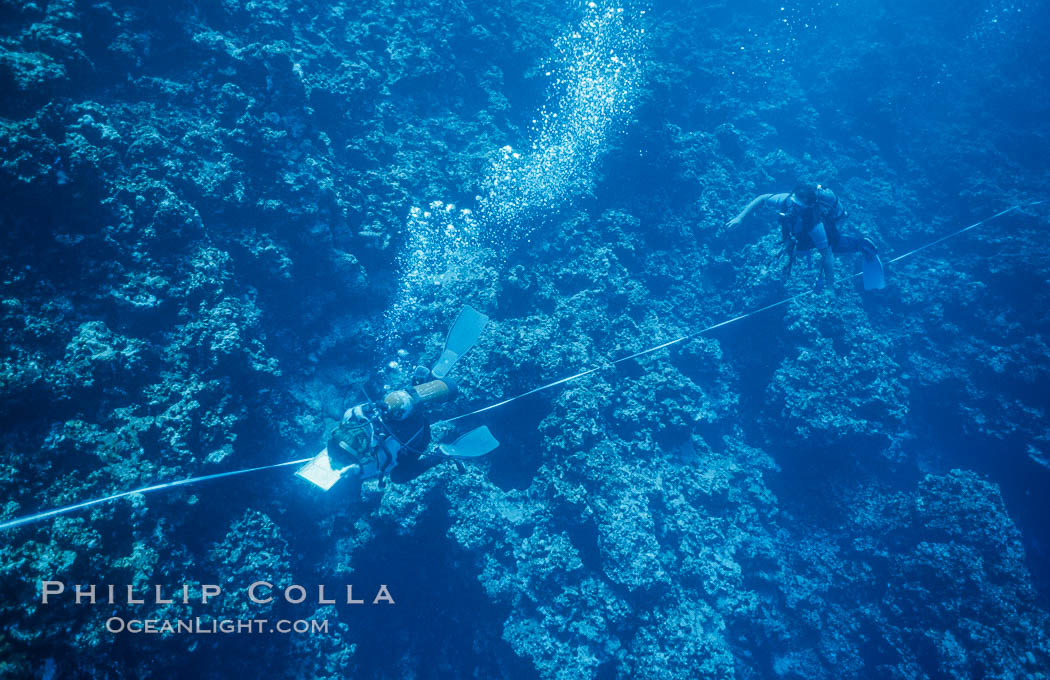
[105,617,329,635]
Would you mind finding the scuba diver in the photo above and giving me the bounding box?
[297,306,499,498]
[726,182,886,291]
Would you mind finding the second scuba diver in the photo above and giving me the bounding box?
[726,182,886,291]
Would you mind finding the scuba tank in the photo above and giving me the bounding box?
[382,377,458,421]
[379,305,484,420]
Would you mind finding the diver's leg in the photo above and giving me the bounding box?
[836,235,885,289]
[833,234,878,257]
[832,234,859,253]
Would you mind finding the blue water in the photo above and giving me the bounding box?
[1,0,1049,677]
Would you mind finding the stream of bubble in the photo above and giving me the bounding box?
[383,2,645,348]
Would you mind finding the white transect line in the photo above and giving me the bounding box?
[440,201,1043,423]
[0,458,311,531]
[883,203,1041,264]
[439,290,812,424]
[0,201,1042,531]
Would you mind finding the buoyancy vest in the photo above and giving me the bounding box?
[777,188,845,246]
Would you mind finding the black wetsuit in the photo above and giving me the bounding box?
[381,410,443,483]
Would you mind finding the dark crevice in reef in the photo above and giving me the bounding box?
[715,312,788,421]
[333,500,534,679]
[486,397,547,492]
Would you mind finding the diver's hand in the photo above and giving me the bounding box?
[718,216,742,238]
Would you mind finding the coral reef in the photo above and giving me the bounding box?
[1,0,1049,678]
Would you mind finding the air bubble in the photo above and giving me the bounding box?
[385,3,644,347]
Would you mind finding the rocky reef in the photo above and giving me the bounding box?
[1,0,1049,678]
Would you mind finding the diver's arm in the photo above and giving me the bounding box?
[725,193,773,229]
[388,455,444,484]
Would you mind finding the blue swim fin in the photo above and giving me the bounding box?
[438,426,500,458]
[863,254,886,290]
[431,306,489,378]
